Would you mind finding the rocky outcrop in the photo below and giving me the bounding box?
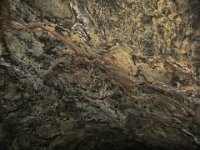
[0,0,200,149]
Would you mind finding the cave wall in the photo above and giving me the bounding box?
[0,0,200,150]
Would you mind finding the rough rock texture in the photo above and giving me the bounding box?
[0,0,200,150]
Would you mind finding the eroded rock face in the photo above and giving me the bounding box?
[0,0,200,150]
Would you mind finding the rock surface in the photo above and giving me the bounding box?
[0,0,200,149]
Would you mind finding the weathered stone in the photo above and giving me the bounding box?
[0,0,200,150]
